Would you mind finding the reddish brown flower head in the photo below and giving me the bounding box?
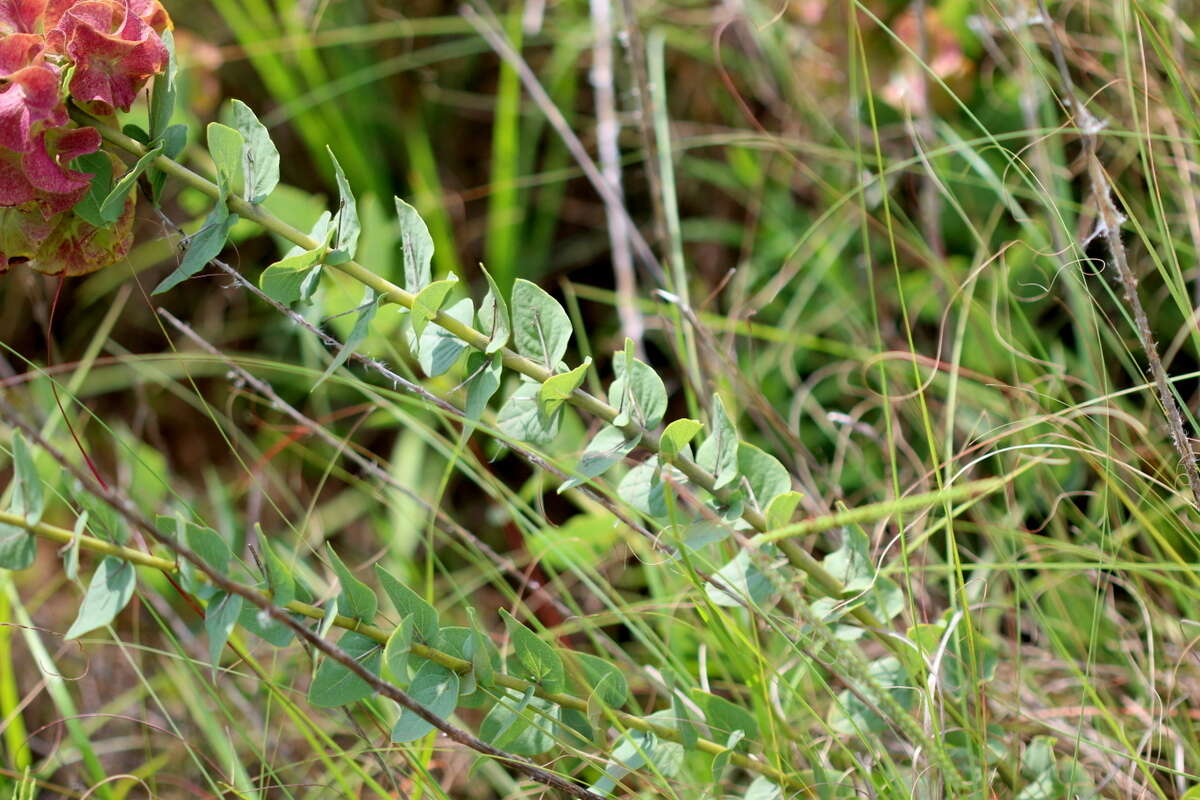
[47,0,168,114]
[0,0,171,275]
[44,0,168,32]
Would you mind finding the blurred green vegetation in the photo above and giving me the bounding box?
[4,0,1200,797]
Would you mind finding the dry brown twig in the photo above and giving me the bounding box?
[1035,0,1200,508]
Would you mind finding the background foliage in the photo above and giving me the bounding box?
[3,0,1200,798]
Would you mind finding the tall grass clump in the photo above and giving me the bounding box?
[2,0,1200,798]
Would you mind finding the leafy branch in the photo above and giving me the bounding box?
[71,108,909,636]
[0,404,615,800]
[0,452,810,795]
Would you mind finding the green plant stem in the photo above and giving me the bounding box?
[792,595,970,793]
[1,510,174,568]
[73,111,889,631]
[0,507,810,793]
[752,473,1031,546]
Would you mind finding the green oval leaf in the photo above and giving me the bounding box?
[383,615,415,682]
[390,660,459,742]
[308,631,381,708]
[737,442,790,511]
[11,431,44,525]
[558,425,640,492]
[695,395,739,490]
[704,547,782,609]
[568,651,628,708]
[204,590,243,665]
[328,148,359,259]
[70,151,113,227]
[511,279,571,370]
[65,557,136,640]
[765,490,804,528]
[497,381,563,447]
[500,608,565,692]
[538,358,590,415]
[237,602,295,647]
[258,533,295,607]
[227,99,279,203]
[153,203,238,295]
[0,523,34,571]
[206,122,245,198]
[180,521,229,599]
[590,714,684,796]
[406,297,473,377]
[464,351,503,422]
[148,29,177,141]
[480,685,535,747]
[435,626,501,707]
[478,265,510,353]
[659,418,701,459]
[396,197,433,292]
[616,459,669,518]
[823,526,873,593]
[375,566,439,644]
[480,687,558,754]
[259,246,324,306]
[691,689,759,743]
[61,511,86,580]
[326,545,377,622]
[411,277,459,338]
[711,729,745,782]
[743,777,782,800]
[99,144,163,224]
[608,350,667,429]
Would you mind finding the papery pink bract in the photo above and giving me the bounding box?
[127,0,169,32]
[0,125,100,214]
[0,62,66,151]
[30,179,134,274]
[41,0,76,26]
[0,30,44,69]
[0,33,62,151]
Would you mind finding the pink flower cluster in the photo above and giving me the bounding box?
[0,0,171,274]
